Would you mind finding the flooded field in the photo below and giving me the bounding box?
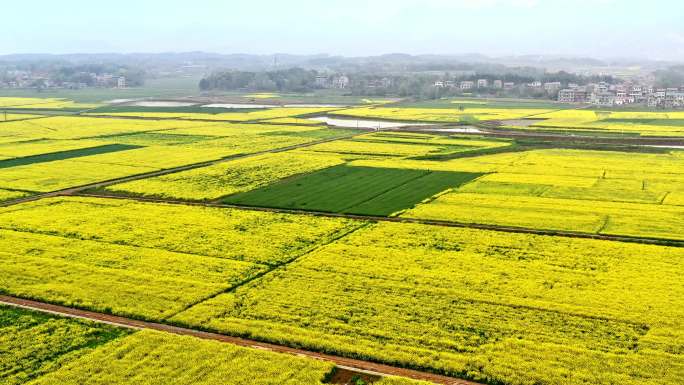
[310,116,430,129]
[202,103,272,109]
[133,101,198,107]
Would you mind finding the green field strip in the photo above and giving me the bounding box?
[0,144,144,169]
[602,118,684,126]
[87,105,265,114]
[345,171,485,216]
[223,165,428,213]
[224,165,484,216]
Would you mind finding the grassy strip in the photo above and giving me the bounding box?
[88,105,266,114]
[346,171,484,216]
[225,165,482,216]
[410,142,523,160]
[0,144,143,169]
[603,118,684,126]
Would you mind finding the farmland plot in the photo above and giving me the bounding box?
[87,107,338,122]
[225,164,482,216]
[0,188,30,202]
[522,110,684,136]
[333,106,550,122]
[5,306,428,385]
[399,149,684,240]
[0,116,350,193]
[105,150,348,201]
[0,305,128,385]
[0,229,265,318]
[171,222,684,385]
[0,197,359,266]
[347,148,684,240]
[28,330,336,385]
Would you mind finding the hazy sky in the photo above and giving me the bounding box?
[2,0,683,60]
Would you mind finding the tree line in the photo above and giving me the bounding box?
[199,68,617,99]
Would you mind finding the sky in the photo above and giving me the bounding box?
[2,0,683,60]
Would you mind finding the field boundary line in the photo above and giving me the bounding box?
[163,222,370,321]
[0,295,479,385]
[69,192,684,247]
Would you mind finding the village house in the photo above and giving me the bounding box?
[460,81,475,90]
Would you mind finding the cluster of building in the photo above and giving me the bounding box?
[434,79,516,90]
[0,70,127,89]
[433,79,572,92]
[558,82,684,108]
[314,75,350,89]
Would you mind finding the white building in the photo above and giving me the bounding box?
[117,77,126,89]
[460,81,475,90]
[558,89,576,103]
[332,75,349,89]
[493,80,503,89]
[477,79,488,88]
[315,76,329,88]
[544,82,562,91]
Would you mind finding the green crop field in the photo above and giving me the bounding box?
[0,143,143,169]
[225,164,482,215]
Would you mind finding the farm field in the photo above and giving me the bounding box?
[516,110,684,136]
[0,188,30,202]
[3,306,425,385]
[0,113,44,121]
[3,195,683,384]
[333,106,551,123]
[225,164,482,216]
[0,305,128,385]
[104,150,349,200]
[0,196,358,317]
[306,133,510,158]
[171,222,684,385]
[86,106,339,122]
[0,115,353,194]
[349,148,684,241]
[102,132,505,202]
[2,96,684,385]
[0,97,99,110]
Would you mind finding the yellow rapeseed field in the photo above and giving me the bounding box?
[106,150,347,200]
[334,106,550,122]
[171,221,684,385]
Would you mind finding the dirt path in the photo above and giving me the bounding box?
[70,192,683,247]
[0,295,479,385]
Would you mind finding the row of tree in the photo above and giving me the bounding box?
[199,68,318,93]
[199,68,617,99]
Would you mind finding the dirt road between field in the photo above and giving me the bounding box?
[0,295,480,385]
